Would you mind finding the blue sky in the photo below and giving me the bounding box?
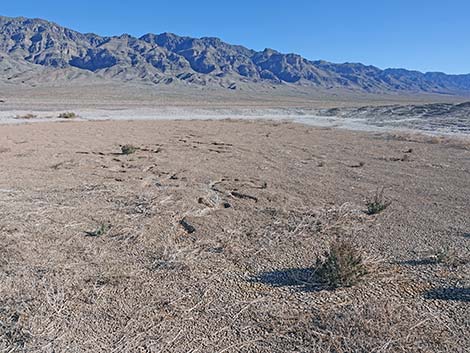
[2,0,469,74]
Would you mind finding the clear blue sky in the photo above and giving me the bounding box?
[2,0,469,74]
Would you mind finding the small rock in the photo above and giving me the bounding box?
[180,218,196,234]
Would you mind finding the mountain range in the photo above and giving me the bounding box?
[1,15,470,95]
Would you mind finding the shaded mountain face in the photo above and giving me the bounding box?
[1,15,469,94]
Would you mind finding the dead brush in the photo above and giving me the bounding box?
[84,223,110,237]
[305,298,456,352]
[148,242,199,271]
[0,306,30,350]
[315,239,371,288]
[432,247,468,267]
[314,203,368,237]
[366,188,391,215]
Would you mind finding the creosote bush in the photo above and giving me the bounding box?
[315,239,368,288]
[366,188,391,215]
[121,144,138,155]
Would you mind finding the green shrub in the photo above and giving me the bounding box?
[121,144,138,155]
[366,188,391,215]
[315,240,368,288]
[57,112,78,119]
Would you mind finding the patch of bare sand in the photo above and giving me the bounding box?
[0,120,469,352]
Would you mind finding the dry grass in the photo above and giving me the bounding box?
[0,120,468,352]
[300,299,459,353]
[84,223,110,237]
[432,247,469,267]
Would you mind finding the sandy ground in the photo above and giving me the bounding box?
[2,83,469,136]
[2,106,470,138]
[0,119,469,352]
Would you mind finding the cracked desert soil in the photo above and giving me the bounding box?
[0,119,469,352]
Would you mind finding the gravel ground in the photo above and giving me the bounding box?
[0,119,469,352]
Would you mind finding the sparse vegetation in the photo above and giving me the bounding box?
[84,223,109,237]
[15,113,37,119]
[121,144,138,155]
[366,188,391,215]
[432,247,467,267]
[57,112,78,119]
[303,299,456,352]
[0,301,30,350]
[315,239,369,288]
[1,120,467,352]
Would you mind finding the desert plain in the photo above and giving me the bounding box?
[0,87,469,352]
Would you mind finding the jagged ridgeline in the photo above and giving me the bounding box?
[1,15,470,94]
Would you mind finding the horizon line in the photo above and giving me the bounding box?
[1,13,469,76]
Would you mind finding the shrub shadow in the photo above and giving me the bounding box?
[250,267,325,292]
[397,258,437,266]
[424,287,470,302]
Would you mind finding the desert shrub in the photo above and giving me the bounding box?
[57,112,77,119]
[15,113,37,119]
[366,188,391,215]
[85,223,109,237]
[433,248,467,267]
[315,239,368,288]
[121,144,138,155]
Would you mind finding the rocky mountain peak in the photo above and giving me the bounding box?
[1,15,469,94]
